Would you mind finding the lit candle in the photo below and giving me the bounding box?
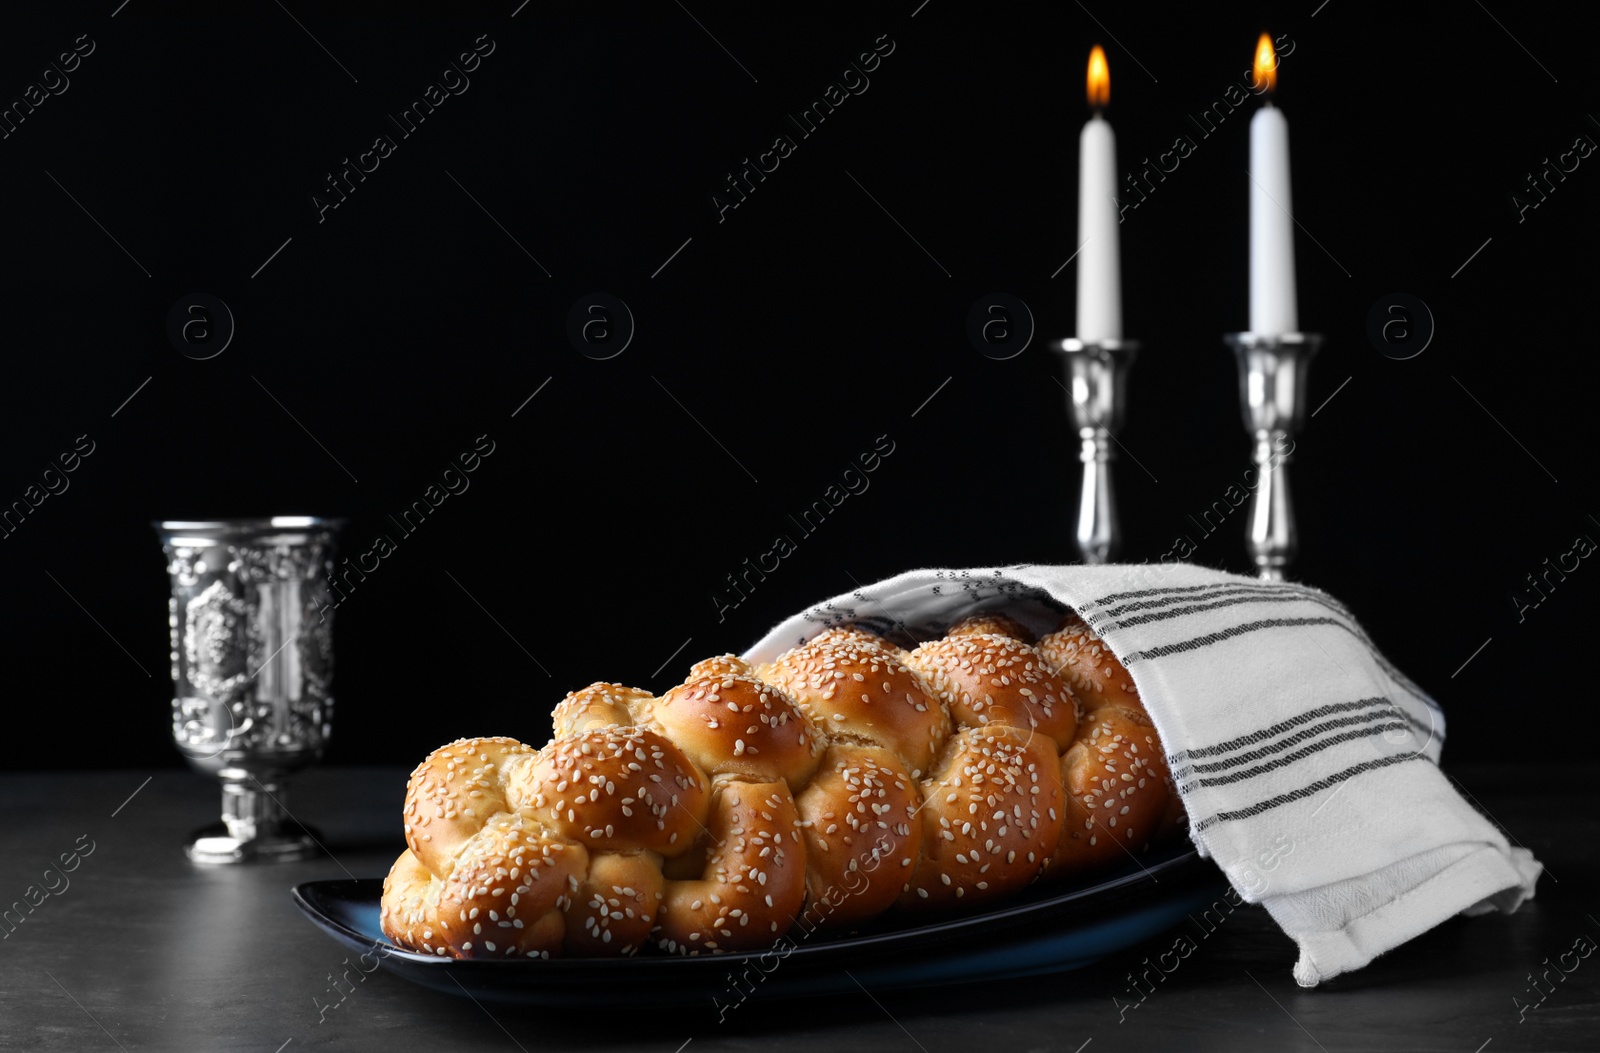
[1075,45,1121,343]
[1249,32,1297,336]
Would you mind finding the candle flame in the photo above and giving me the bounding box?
[1086,45,1110,109]
[1253,33,1277,95]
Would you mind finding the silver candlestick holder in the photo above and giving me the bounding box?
[1055,338,1138,564]
[1223,332,1323,581]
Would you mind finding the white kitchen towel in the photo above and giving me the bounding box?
[742,562,1542,986]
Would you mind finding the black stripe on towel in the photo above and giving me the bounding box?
[1166,698,1394,764]
[1093,583,1308,622]
[1105,590,1349,631]
[1082,579,1440,720]
[1101,592,1443,739]
[1119,616,1354,664]
[1189,752,1431,833]
[1171,705,1415,779]
[1176,722,1416,792]
[1085,580,1270,610]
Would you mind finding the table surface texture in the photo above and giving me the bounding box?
[2,764,1595,1052]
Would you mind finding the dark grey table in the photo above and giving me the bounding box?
[3,765,1595,1052]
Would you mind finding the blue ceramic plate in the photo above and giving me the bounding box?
[292,841,1226,1009]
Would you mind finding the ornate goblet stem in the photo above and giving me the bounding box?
[155,517,343,863]
[1223,333,1323,581]
[1056,339,1138,564]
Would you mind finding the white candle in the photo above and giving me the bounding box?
[1076,46,1121,343]
[1248,35,1297,336]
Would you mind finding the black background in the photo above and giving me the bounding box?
[2,2,1594,771]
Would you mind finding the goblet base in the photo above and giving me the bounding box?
[185,820,324,865]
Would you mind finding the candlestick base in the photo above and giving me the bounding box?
[1056,338,1138,565]
[1224,332,1323,581]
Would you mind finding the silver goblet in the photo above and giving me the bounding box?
[155,517,343,863]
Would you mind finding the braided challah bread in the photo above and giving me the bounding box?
[380,612,1182,958]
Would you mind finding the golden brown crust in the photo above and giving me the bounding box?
[765,633,951,778]
[686,654,753,681]
[525,726,709,856]
[379,850,437,951]
[1038,616,1149,720]
[402,737,538,877]
[563,851,665,955]
[437,815,585,959]
[650,674,823,786]
[899,725,1065,910]
[796,745,922,926]
[656,778,807,954]
[381,815,586,960]
[383,608,1179,960]
[808,625,902,653]
[551,683,652,738]
[902,634,1079,751]
[947,612,1035,643]
[1051,708,1170,872]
